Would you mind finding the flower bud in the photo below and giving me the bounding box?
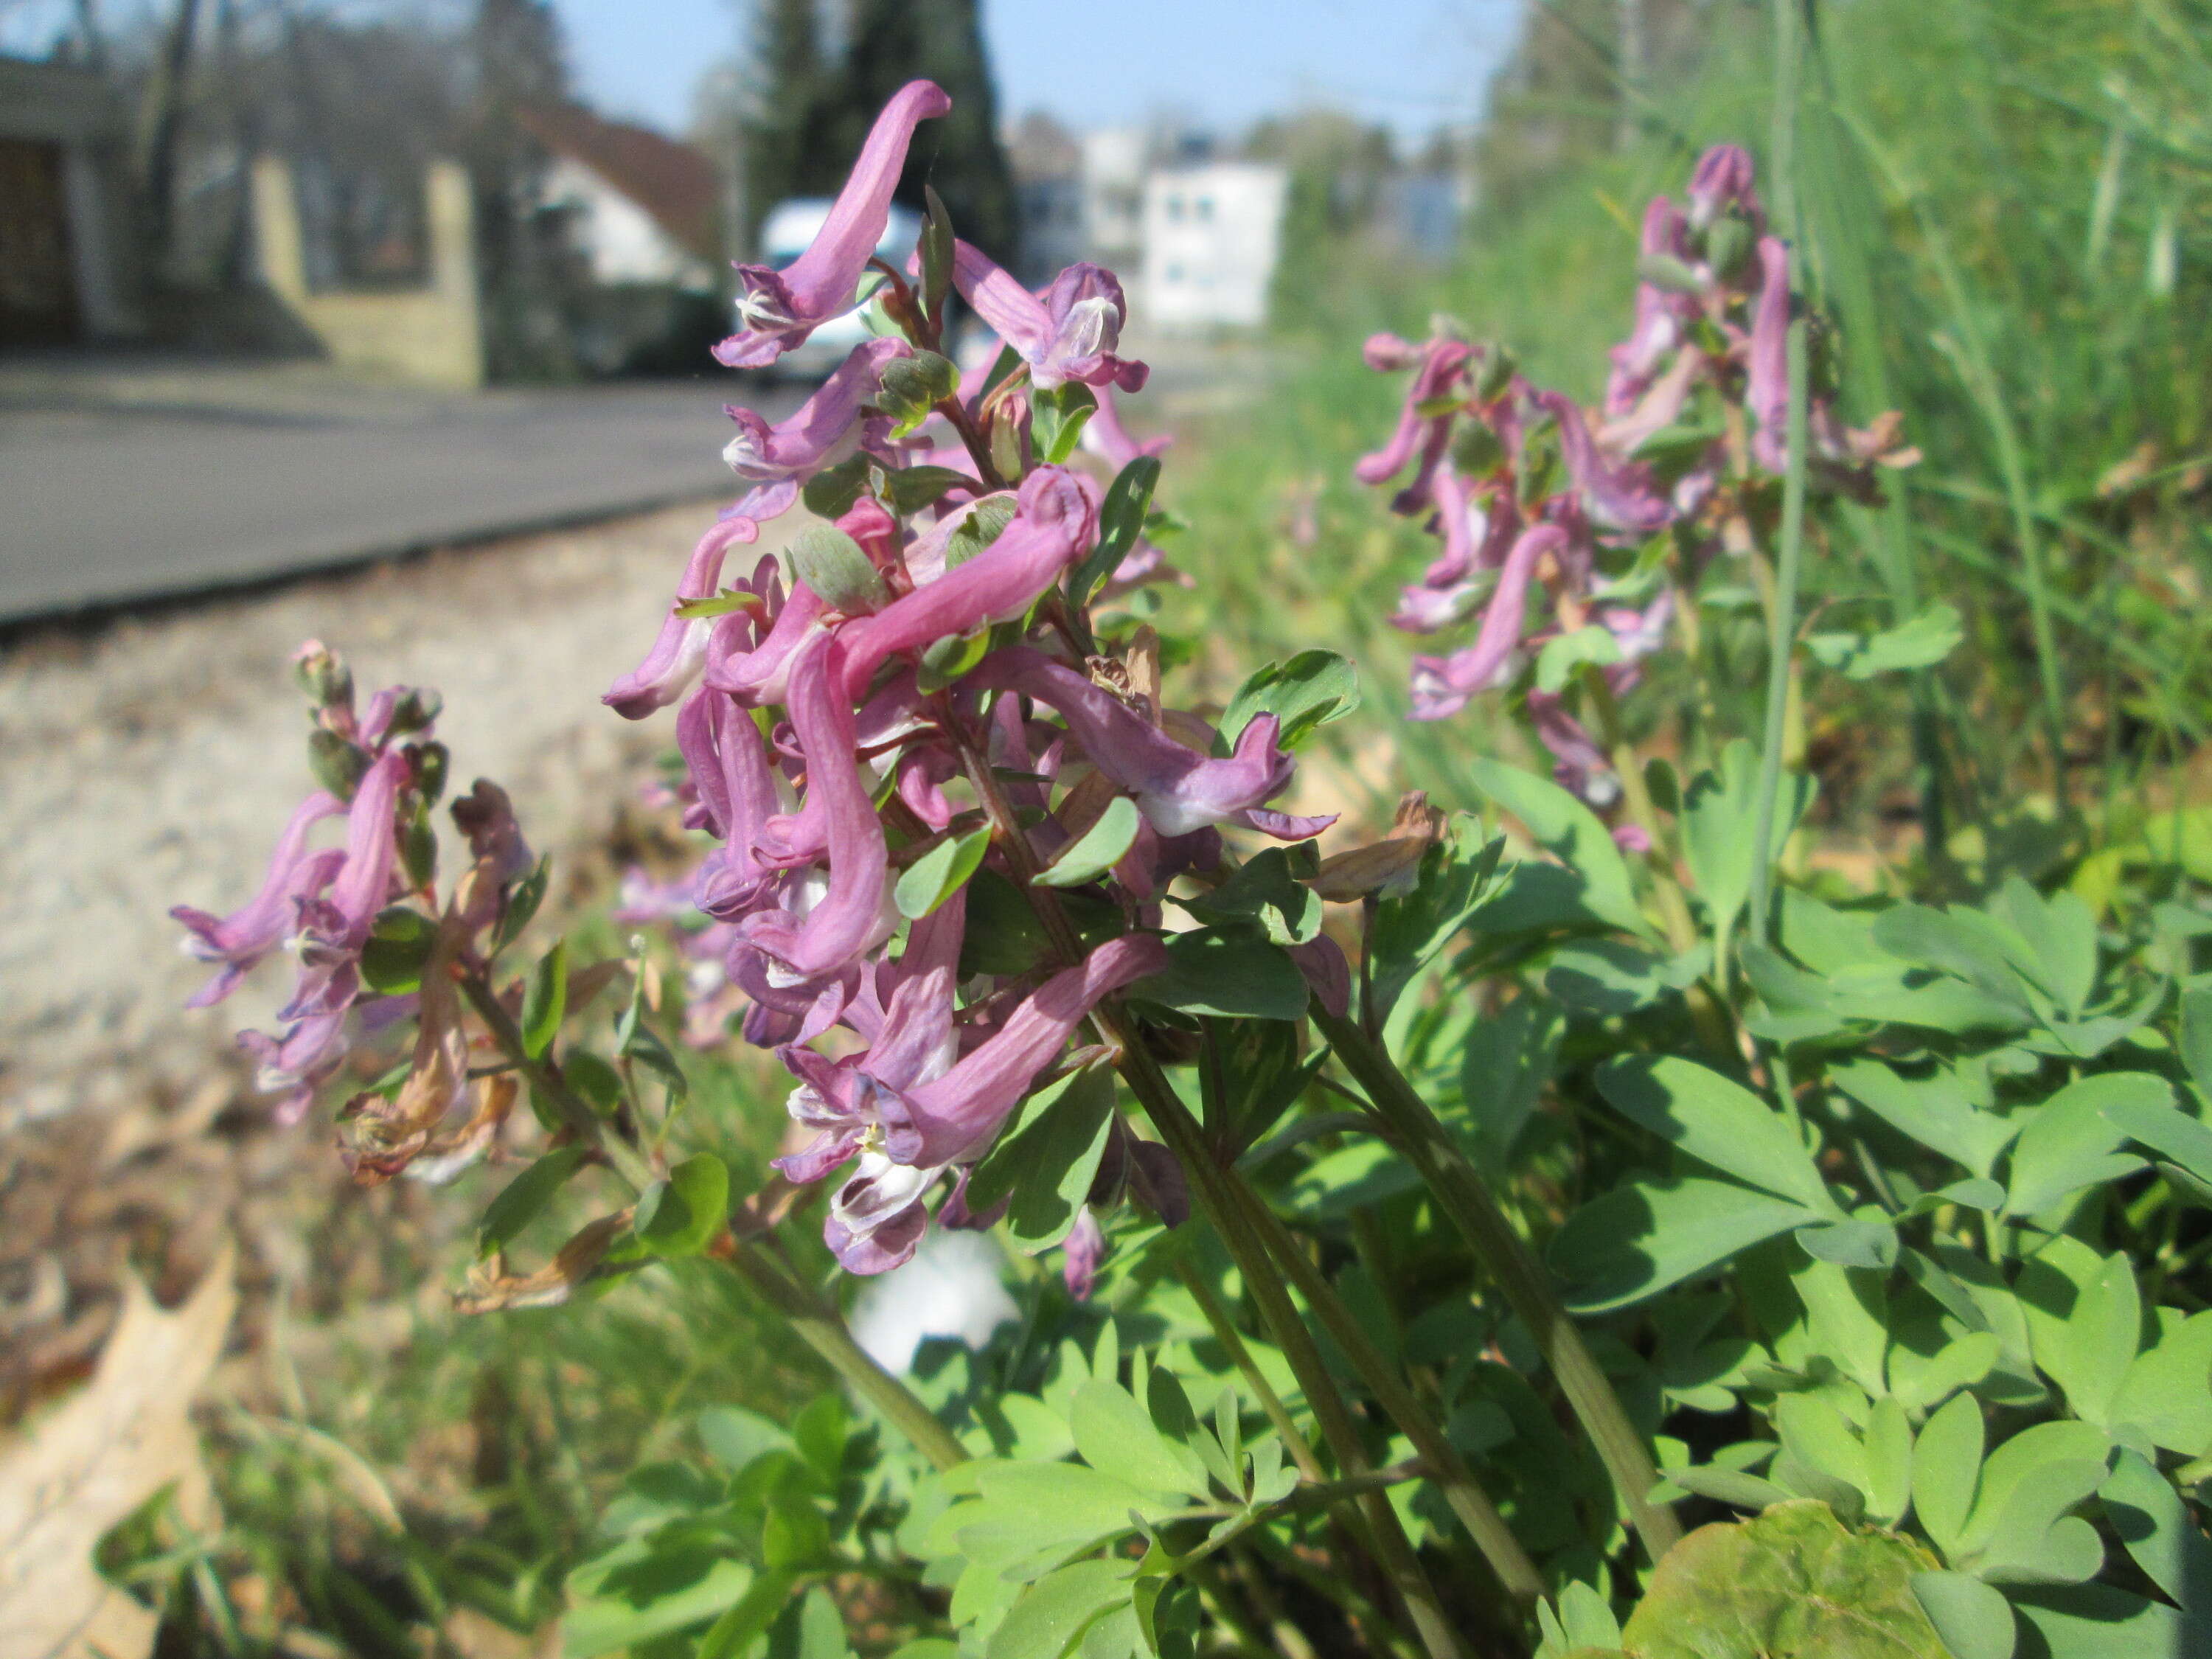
[1635,251,1707,296]
[385,686,443,738]
[1703,214,1755,284]
[1450,420,1507,478]
[1474,342,1517,404]
[292,639,353,710]
[791,523,892,615]
[408,740,450,807]
[307,728,371,801]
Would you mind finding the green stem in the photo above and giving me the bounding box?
[461,972,968,1475]
[947,732,1471,1659]
[1177,1256,1329,1482]
[1315,1009,1683,1564]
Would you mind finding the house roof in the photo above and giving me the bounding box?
[516,102,722,264]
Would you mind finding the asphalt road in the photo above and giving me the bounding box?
[0,380,799,622]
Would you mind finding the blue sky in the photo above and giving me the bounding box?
[550,0,1520,147]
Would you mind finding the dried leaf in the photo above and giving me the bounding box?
[455,1212,632,1315]
[0,1245,236,1659]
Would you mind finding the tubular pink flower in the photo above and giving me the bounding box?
[738,634,893,986]
[950,244,1148,392]
[1062,1208,1106,1298]
[1605,196,1689,413]
[284,749,409,1019]
[880,934,1170,1168]
[1405,523,1562,721]
[723,338,911,481]
[172,792,347,1006]
[1354,338,1472,486]
[1747,234,1792,473]
[1530,389,1673,535]
[706,580,827,706]
[1527,690,1619,807]
[1688,143,1762,231]
[714,80,950,368]
[835,466,1096,698]
[605,516,762,719]
[967,648,1323,839]
[1363,332,1425,372]
[239,1009,352,1125]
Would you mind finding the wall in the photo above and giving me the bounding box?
[251,156,484,389]
[1140,163,1289,330]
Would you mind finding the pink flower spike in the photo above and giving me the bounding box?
[173,791,347,1006]
[714,80,949,368]
[950,243,1148,392]
[1688,144,1762,231]
[605,516,762,719]
[723,338,912,481]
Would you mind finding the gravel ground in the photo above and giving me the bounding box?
[0,498,744,1135]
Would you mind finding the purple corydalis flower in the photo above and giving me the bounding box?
[836,466,1096,698]
[951,244,1148,392]
[737,633,893,986]
[605,516,763,718]
[172,791,347,1006]
[284,748,410,1019]
[1529,389,1674,535]
[1406,522,1564,720]
[723,338,911,482]
[714,80,950,369]
[1688,144,1762,231]
[878,933,1170,1167]
[1062,1208,1106,1298]
[1746,235,1793,473]
[967,647,1327,839]
[1354,338,1472,487]
[1527,690,1620,808]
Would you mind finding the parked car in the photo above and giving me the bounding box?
[753,198,927,379]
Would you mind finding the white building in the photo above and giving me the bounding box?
[1138,162,1289,330]
[517,104,721,292]
[1080,128,1150,274]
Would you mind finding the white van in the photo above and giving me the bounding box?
[754,198,927,379]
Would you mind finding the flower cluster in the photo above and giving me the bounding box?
[1358,146,1914,816]
[608,80,1333,1280]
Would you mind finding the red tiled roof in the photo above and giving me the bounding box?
[516,102,722,264]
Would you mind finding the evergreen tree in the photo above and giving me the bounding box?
[466,0,577,380]
[742,0,839,247]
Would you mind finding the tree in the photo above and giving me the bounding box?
[465,0,578,379]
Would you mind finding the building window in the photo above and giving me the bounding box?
[1195,196,1214,222]
[1164,262,1184,285]
[1165,195,1183,222]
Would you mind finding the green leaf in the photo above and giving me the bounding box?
[1131,930,1309,1020]
[946,493,1020,569]
[1034,798,1141,888]
[2011,1583,2191,1659]
[897,827,992,920]
[633,1152,729,1258]
[696,1405,790,1472]
[1070,1378,1211,1498]
[1178,845,1323,945]
[2005,1073,2168,1216]
[987,1559,1133,1659]
[1912,1391,1985,1559]
[478,1147,590,1258]
[1031,382,1099,465]
[1907,1572,2015,1659]
[2112,1310,2212,1456]
[2017,1236,2141,1426]
[521,939,568,1059]
[790,523,891,613]
[1217,650,1361,753]
[801,453,872,520]
[494,855,552,953]
[917,626,994,693]
[1534,624,1624,694]
[1795,1218,1899,1270]
[1068,457,1161,610]
[2181,983,2212,1102]
[1551,1177,1820,1312]
[1682,739,1815,945]
[886,464,974,516]
[2101,1447,2212,1613]
[360,905,438,995]
[697,1571,800,1659]
[1663,1464,1797,1512]
[563,1543,752,1658]
[965,1068,1117,1251]
[564,1050,625,1116]
[1596,1056,1838,1214]
[1545,938,1683,1015]
[1369,819,1503,1018]
[673,589,768,621]
[921,184,955,324]
[1805,603,1964,680]
[1470,757,1650,938]
[1618,1500,1946,1659]
[1827,1059,2017,1179]
[967,1461,1153,1550]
